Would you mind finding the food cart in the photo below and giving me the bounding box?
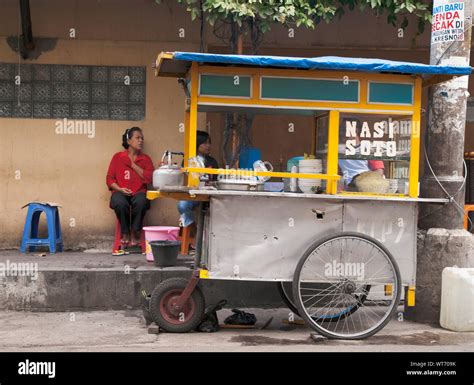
[146,52,471,339]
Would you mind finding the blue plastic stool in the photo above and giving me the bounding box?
[20,203,63,253]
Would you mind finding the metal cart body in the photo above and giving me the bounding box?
[201,192,419,285]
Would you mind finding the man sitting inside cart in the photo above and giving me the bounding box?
[177,130,218,244]
[338,118,385,192]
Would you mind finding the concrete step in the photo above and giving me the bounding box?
[0,251,285,311]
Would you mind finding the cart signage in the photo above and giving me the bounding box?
[432,0,464,44]
[344,119,410,157]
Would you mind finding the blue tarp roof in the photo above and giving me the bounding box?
[171,51,472,76]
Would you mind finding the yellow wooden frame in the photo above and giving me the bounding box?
[156,55,423,199]
[146,191,210,201]
[186,167,340,181]
[196,65,417,114]
[326,110,340,194]
[186,62,199,187]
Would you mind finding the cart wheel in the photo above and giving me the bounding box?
[314,284,371,322]
[149,277,205,333]
[292,232,401,339]
[277,281,370,322]
[276,281,300,316]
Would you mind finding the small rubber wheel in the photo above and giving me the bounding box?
[149,277,205,333]
[276,281,300,316]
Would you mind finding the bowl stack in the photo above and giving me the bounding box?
[298,159,323,194]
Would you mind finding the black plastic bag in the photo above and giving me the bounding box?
[224,309,257,326]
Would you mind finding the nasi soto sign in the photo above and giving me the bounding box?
[344,119,411,157]
[432,0,465,44]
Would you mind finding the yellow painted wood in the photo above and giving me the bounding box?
[407,286,416,307]
[195,64,417,113]
[154,52,174,77]
[187,62,199,187]
[199,269,210,279]
[251,74,260,101]
[197,96,416,113]
[360,78,368,105]
[184,110,190,167]
[409,77,422,198]
[326,110,340,194]
[185,167,340,181]
[146,191,210,201]
[197,65,416,84]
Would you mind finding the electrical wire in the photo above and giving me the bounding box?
[423,142,472,231]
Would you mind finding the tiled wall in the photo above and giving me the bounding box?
[0,63,146,120]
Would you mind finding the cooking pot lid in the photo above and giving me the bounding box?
[158,164,181,170]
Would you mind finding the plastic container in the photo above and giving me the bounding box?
[143,226,180,262]
[299,159,323,168]
[150,240,181,267]
[290,165,299,192]
[264,182,284,192]
[440,267,474,332]
[287,156,304,172]
[239,147,261,169]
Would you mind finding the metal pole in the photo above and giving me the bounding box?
[419,0,472,229]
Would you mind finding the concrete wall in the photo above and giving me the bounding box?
[0,37,210,249]
[0,0,473,249]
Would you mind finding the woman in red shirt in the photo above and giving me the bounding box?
[106,127,154,253]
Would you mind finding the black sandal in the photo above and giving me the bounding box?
[126,243,142,254]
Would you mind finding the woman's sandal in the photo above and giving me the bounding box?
[126,242,142,254]
[112,240,131,256]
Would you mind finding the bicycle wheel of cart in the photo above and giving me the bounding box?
[149,277,205,333]
[292,232,401,339]
[277,281,371,322]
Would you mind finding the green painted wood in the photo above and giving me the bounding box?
[261,77,359,102]
[368,82,413,105]
[199,74,251,97]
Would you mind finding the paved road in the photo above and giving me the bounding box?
[0,308,472,352]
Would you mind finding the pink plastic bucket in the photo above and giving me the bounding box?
[143,226,180,262]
